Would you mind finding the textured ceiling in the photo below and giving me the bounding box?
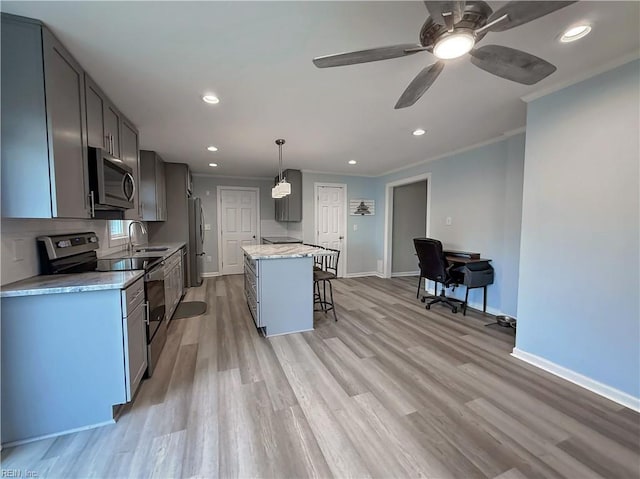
[2,1,639,177]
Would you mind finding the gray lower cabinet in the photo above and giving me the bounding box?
[164,250,184,320]
[140,150,167,221]
[122,118,141,220]
[243,252,313,336]
[0,277,148,445]
[1,14,90,219]
[122,279,147,400]
[274,169,302,222]
[84,74,122,159]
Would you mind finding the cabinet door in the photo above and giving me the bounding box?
[156,157,167,220]
[85,75,106,149]
[104,103,121,159]
[124,301,147,401]
[42,28,90,218]
[122,119,141,220]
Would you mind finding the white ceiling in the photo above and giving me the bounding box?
[2,1,639,177]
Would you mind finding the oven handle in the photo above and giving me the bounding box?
[123,172,136,202]
[144,301,150,326]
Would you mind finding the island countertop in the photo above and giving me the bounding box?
[242,244,329,260]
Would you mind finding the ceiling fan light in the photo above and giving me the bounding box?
[433,31,475,60]
[271,185,285,199]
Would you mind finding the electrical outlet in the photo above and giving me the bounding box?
[445,216,452,226]
[204,224,211,231]
[206,190,210,196]
[353,224,358,231]
[206,256,212,263]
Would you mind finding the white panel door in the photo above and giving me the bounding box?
[220,188,258,275]
[316,185,345,277]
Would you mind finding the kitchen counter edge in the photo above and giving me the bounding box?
[1,271,145,298]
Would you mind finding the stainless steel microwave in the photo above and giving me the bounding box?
[88,147,135,212]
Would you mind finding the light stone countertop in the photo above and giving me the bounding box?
[242,244,333,260]
[101,242,186,261]
[0,271,145,298]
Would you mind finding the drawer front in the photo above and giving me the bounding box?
[165,251,181,270]
[244,254,257,277]
[122,277,145,317]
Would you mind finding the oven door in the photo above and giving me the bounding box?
[145,263,167,377]
[89,147,135,210]
[145,263,166,340]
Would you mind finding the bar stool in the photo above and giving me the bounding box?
[312,248,340,322]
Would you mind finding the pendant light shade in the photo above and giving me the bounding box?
[272,138,291,199]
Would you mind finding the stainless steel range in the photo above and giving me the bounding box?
[37,232,167,376]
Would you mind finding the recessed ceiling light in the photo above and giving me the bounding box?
[209,163,218,167]
[348,160,357,165]
[413,128,426,136]
[202,95,219,104]
[560,24,591,43]
[207,146,218,152]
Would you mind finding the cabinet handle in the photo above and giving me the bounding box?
[144,301,150,325]
[105,135,110,152]
[89,191,95,218]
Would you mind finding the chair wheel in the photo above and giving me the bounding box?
[425,304,431,310]
[420,297,426,303]
[452,307,458,314]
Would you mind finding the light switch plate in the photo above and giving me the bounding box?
[353,224,358,231]
[445,216,452,226]
[204,224,211,231]
[206,256,212,262]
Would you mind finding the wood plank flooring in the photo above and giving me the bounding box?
[2,275,639,478]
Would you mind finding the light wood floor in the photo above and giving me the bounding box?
[3,275,639,478]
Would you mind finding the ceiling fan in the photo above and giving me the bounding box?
[312,1,576,109]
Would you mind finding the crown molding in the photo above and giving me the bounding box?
[192,173,272,181]
[521,51,640,103]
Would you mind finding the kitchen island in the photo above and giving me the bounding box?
[242,244,327,337]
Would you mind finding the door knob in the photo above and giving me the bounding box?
[339,236,344,240]
[253,235,256,239]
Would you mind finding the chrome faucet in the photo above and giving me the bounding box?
[128,220,147,253]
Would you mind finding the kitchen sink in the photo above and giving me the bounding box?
[135,247,169,252]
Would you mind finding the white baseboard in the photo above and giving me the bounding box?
[512,348,640,412]
[201,272,221,278]
[391,271,420,277]
[2,419,115,448]
[421,285,505,317]
[345,271,380,278]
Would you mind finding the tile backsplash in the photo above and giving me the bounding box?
[1,218,147,285]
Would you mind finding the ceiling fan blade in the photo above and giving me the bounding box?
[394,62,444,109]
[313,44,423,68]
[470,45,556,85]
[423,1,466,26]
[486,1,576,32]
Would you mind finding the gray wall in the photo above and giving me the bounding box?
[376,134,526,316]
[516,60,639,399]
[392,181,427,274]
[192,175,281,274]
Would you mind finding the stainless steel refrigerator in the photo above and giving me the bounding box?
[188,197,204,287]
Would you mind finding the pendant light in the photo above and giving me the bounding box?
[271,138,291,199]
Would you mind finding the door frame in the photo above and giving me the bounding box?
[314,182,348,278]
[216,186,261,275]
[383,173,431,278]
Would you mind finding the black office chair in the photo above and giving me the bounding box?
[312,247,339,322]
[413,238,465,314]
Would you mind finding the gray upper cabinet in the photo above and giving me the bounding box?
[85,74,121,159]
[122,118,141,220]
[274,169,302,222]
[140,150,167,221]
[1,14,90,219]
